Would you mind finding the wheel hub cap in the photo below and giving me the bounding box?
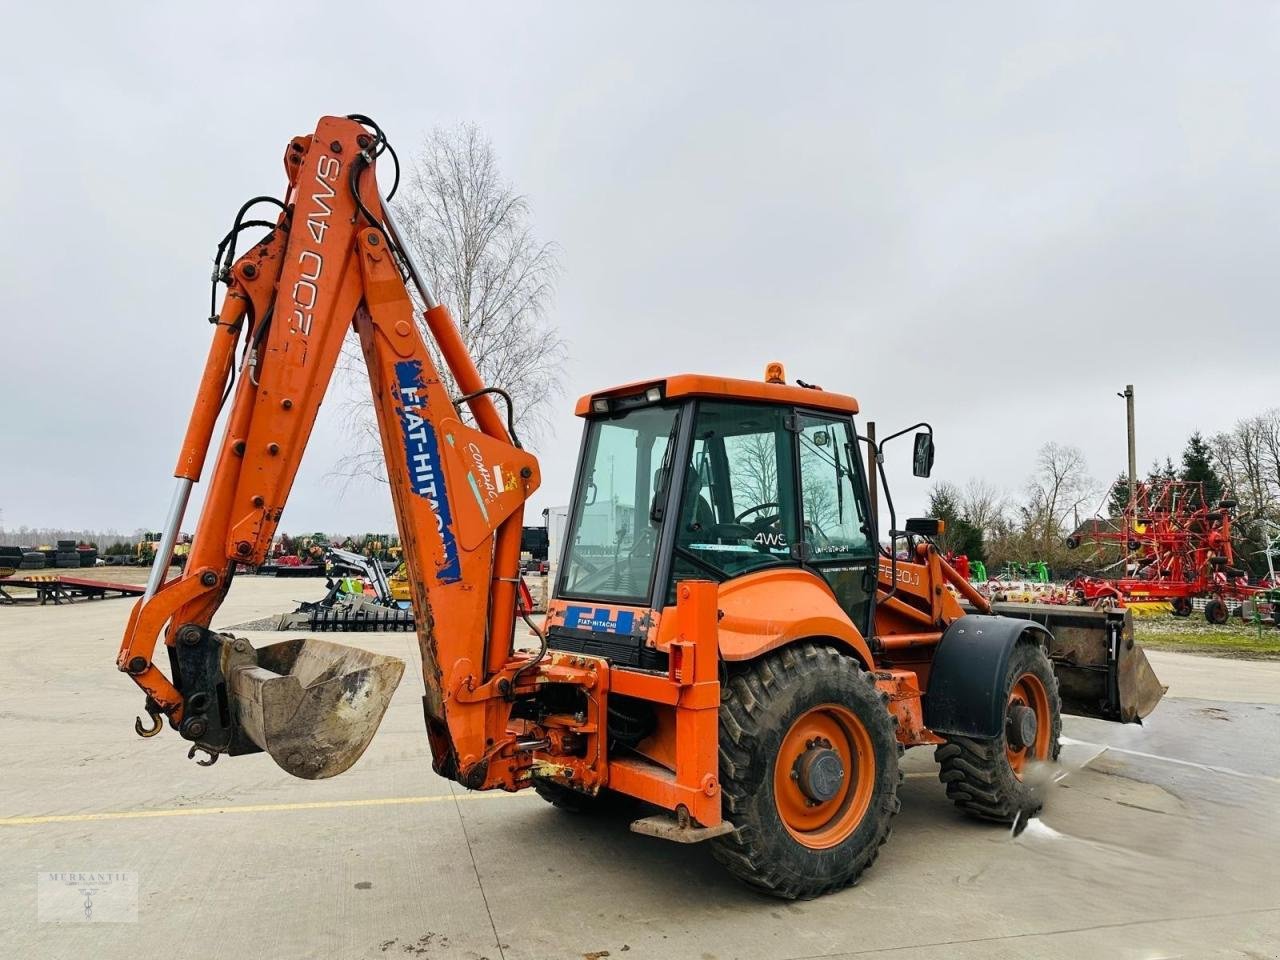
[794,745,845,803]
[1006,704,1037,750]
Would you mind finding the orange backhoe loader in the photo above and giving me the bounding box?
[118,115,1164,899]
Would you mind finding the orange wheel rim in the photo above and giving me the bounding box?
[772,704,875,850]
[1005,672,1052,779]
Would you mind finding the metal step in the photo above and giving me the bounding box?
[630,814,734,844]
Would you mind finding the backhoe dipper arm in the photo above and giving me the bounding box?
[116,116,540,782]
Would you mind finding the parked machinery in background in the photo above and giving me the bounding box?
[136,532,189,568]
[1004,560,1050,584]
[283,547,415,632]
[1067,479,1255,623]
[1241,520,1280,627]
[520,524,550,574]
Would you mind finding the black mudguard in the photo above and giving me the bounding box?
[923,615,1050,739]
[982,601,1165,723]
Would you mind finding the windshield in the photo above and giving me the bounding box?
[559,405,680,603]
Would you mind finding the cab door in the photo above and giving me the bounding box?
[795,413,877,637]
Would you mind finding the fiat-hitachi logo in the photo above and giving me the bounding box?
[565,606,636,635]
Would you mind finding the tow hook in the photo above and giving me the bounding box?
[133,700,164,738]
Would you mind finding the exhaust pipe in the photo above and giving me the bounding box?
[224,637,405,779]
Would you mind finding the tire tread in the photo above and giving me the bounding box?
[933,640,1062,822]
[712,644,900,899]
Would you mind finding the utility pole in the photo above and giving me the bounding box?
[1121,384,1137,509]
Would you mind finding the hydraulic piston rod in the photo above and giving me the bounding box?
[144,478,193,599]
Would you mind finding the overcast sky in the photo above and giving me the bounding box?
[2,2,1277,538]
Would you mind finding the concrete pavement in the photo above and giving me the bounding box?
[2,577,1277,959]
[1145,647,1280,704]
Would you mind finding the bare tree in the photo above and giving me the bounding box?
[1020,442,1095,558]
[336,124,565,484]
[1210,410,1280,573]
[799,462,839,532]
[1211,413,1280,522]
[727,433,779,513]
[0,524,141,548]
[958,478,1007,540]
[1260,410,1280,506]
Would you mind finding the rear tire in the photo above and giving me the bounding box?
[712,644,900,900]
[1204,598,1228,625]
[935,640,1061,823]
[1170,597,1193,618]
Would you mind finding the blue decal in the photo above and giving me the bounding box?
[565,606,637,635]
[395,360,461,583]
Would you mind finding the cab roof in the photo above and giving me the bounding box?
[574,373,859,418]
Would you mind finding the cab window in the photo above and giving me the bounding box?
[671,402,798,587]
[797,413,876,635]
[797,415,873,560]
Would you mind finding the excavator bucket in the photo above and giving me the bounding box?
[985,602,1166,722]
[227,637,405,779]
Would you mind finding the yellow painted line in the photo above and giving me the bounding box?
[0,790,536,827]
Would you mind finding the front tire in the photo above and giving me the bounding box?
[935,640,1062,823]
[712,644,900,899]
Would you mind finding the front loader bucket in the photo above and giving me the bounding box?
[984,602,1166,723]
[228,637,405,779]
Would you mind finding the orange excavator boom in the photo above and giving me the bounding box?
[117,115,541,784]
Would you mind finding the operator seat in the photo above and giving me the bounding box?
[681,469,716,534]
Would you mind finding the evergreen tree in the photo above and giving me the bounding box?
[927,484,961,526]
[1145,458,1177,487]
[1107,473,1131,515]
[927,483,986,561]
[1180,431,1224,505]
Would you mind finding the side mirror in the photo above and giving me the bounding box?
[912,432,935,478]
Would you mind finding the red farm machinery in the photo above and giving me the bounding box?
[1066,479,1258,624]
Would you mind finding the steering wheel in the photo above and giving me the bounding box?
[735,502,779,528]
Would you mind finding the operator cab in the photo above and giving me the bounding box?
[550,368,878,669]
